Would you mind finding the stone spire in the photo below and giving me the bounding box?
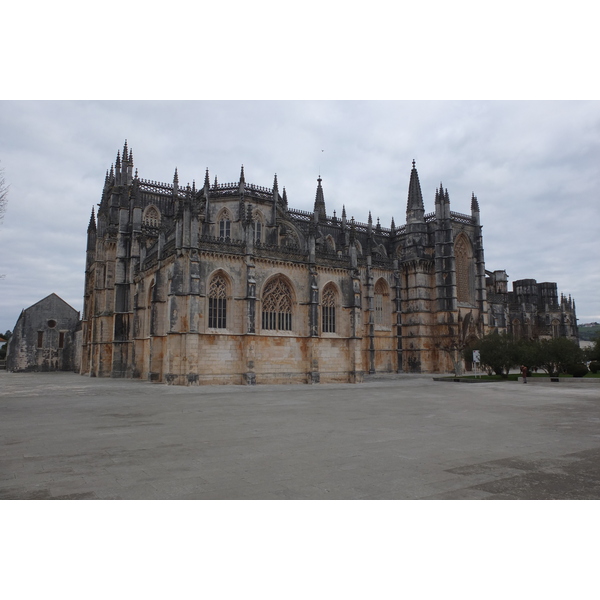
[282,187,288,208]
[115,150,121,184]
[471,192,480,225]
[435,182,443,205]
[271,173,279,221]
[239,164,246,195]
[88,207,96,232]
[87,207,97,253]
[313,175,326,221]
[272,173,279,203]
[406,159,425,224]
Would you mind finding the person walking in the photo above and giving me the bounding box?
[521,364,528,384]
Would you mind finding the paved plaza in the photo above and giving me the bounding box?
[1,371,599,499]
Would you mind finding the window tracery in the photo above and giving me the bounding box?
[218,210,232,239]
[208,274,228,329]
[252,210,265,244]
[455,234,474,304]
[262,277,293,331]
[322,284,337,333]
[143,206,161,228]
[374,279,390,327]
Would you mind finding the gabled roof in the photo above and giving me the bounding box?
[24,293,79,315]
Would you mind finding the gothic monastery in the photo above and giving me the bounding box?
[79,142,579,384]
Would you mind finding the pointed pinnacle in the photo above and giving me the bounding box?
[88,207,97,231]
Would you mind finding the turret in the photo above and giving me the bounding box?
[435,183,449,221]
[121,140,134,185]
[404,160,427,255]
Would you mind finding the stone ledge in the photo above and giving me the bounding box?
[518,377,600,385]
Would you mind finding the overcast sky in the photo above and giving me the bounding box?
[2,3,599,336]
[0,100,599,333]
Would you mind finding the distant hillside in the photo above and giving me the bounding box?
[579,323,600,341]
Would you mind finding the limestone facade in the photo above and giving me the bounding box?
[80,143,578,384]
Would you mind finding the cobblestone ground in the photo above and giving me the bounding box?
[1,371,599,499]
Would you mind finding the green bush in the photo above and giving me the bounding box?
[589,361,600,374]
[567,363,589,378]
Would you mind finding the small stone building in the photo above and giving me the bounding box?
[6,294,80,372]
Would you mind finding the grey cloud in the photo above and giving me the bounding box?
[1,100,598,333]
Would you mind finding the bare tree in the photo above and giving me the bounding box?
[0,161,8,224]
[0,161,8,279]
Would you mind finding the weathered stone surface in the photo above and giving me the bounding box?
[75,145,578,385]
[6,294,80,373]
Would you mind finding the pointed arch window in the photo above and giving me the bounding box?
[253,210,265,244]
[218,210,232,240]
[147,280,155,336]
[143,206,161,228]
[322,284,337,333]
[262,277,293,331]
[325,235,336,253]
[512,319,522,339]
[208,274,228,329]
[374,279,391,327]
[455,234,474,304]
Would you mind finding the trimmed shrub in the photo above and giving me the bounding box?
[589,361,600,374]
[567,363,589,378]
